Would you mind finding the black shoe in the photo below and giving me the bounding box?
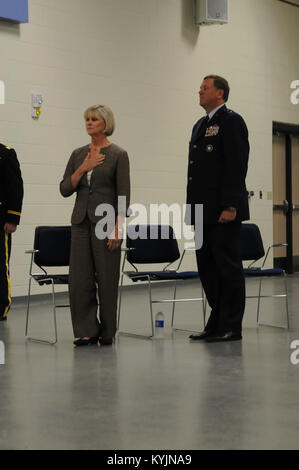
[189,330,214,341]
[205,331,242,343]
[99,338,113,346]
[73,337,99,346]
[0,317,7,322]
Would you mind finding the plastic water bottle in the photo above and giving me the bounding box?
[155,312,164,339]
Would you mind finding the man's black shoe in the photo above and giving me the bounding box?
[189,330,213,341]
[0,317,7,322]
[205,331,242,343]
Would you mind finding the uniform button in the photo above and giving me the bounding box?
[189,160,194,164]
[89,189,92,194]
[193,145,197,149]
[189,177,192,181]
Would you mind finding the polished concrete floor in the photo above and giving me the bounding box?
[0,275,299,450]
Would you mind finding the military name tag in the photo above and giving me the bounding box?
[205,124,220,137]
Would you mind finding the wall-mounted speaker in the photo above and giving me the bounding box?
[194,0,228,26]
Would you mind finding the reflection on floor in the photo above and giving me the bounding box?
[0,275,299,450]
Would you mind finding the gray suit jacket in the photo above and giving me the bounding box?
[60,143,130,224]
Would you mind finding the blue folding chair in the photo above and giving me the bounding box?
[25,226,71,344]
[117,225,205,338]
[240,223,289,329]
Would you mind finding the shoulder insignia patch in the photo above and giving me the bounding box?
[5,146,13,150]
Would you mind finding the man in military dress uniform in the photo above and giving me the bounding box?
[0,143,23,321]
[186,75,250,342]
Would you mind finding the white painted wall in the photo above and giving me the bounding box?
[0,0,298,296]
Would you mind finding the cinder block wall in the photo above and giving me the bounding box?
[0,0,298,296]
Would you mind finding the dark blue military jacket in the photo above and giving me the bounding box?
[186,105,249,225]
[0,143,23,226]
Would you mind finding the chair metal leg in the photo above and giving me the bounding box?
[118,276,205,338]
[284,272,290,329]
[171,279,205,333]
[147,277,155,337]
[256,277,263,324]
[25,279,58,345]
[51,280,58,344]
[117,273,124,330]
[117,275,154,339]
[25,276,32,338]
[170,279,178,328]
[256,274,289,329]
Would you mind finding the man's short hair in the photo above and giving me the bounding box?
[204,75,230,102]
[84,104,115,136]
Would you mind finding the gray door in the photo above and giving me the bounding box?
[273,133,299,272]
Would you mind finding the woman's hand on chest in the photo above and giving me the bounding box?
[81,147,105,172]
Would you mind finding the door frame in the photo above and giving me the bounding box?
[273,121,299,273]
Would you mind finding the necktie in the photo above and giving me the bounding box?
[204,114,210,127]
[197,115,210,139]
[193,115,210,143]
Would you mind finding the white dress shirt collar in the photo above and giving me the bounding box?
[207,103,225,121]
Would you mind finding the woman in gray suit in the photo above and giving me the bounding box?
[60,105,130,346]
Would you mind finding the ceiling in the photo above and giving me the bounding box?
[278,0,299,6]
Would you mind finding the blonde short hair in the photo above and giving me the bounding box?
[84,104,115,136]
